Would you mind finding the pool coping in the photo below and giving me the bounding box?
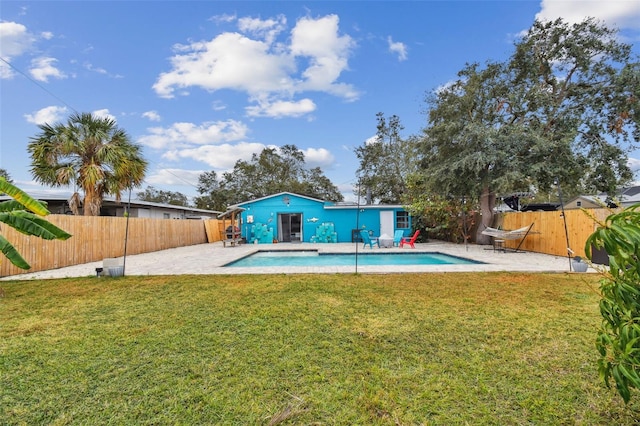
[224,249,485,268]
[2,241,596,280]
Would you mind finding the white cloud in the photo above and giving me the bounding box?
[153,14,359,117]
[24,105,68,125]
[0,21,34,57]
[301,147,335,168]
[0,21,36,78]
[84,62,123,78]
[629,157,640,172]
[536,0,640,29]
[41,31,54,40]
[29,56,66,82]
[209,13,237,25]
[142,110,162,122]
[137,119,249,150]
[245,97,316,118]
[211,100,226,111]
[153,32,295,98]
[92,109,116,122]
[290,15,358,98]
[164,141,266,169]
[145,168,204,187]
[364,135,380,146]
[238,15,286,44]
[387,36,408,61]
[338,181,358,202]
[137,117,337,172]
[84,62,107,74]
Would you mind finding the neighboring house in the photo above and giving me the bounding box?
[619,186,640,206]
[564,186,640,210]
[563,195,610,210]
[0,191,221,219]
[229,192,411,244]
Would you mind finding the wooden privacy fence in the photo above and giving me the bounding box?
[1,215,224,278]
[498,208,611,257]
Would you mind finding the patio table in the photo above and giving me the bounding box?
[379,234,393,248]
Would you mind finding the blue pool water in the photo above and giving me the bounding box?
[225,250,481,267]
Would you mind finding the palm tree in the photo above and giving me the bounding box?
[28,113,148,215]
[0,169,12,183]
[0,178,71,269]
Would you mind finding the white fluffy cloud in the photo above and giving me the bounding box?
[245,98,316,118]
[137,119,250,150]
[29,56,66,82]
[92,109,116,122]
[301,147,335,169]
[24,105,68,125]
[289,15,357,97]
[387,36,408,61]
[142,110,162,122]
[153,14,358,117]
[153,32,295,98]
[537,0,640,29]
[0,21,65,80]
[0,21,34,57]
[164,141,266,169]
[0,21,35,78]
[238,14,286,44]
[138,117,337,173]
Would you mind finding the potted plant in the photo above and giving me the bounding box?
[572,256,589,272]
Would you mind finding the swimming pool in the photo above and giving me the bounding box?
[224,250,481,267]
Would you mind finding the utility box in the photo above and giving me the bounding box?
[102,257,124,276]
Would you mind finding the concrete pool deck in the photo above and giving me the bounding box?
[2,241,597,280]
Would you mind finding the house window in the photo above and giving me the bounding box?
[163,213,170,219]
[396,211,409,229]
[576,201,582,207]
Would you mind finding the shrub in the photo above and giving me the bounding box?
[586,203,640,403]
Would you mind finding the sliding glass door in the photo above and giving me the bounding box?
[278,213,302,242]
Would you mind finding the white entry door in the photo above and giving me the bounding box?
[379,211,394,237]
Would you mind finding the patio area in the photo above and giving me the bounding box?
[2,241,592,280]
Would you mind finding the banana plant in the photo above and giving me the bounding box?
[0,178,72,270]
[586,203,640,403]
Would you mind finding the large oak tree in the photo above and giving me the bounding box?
[416,18,639,244]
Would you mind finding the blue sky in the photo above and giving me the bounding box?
[2,1,640,203]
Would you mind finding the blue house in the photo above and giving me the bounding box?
[230,192,411,244]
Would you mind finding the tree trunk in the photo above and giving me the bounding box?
[68,192,81,215]
[476,186,495,245]
[83,192,101,216]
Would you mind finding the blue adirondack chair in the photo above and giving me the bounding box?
[359,230,379,248]
[393,230,405,247]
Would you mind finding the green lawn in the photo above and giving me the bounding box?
[1,273,639,424]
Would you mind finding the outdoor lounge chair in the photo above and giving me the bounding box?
[400,230,420,248]
[393,230,405,247]
[481,224,535,252]
[359,230,379,249]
